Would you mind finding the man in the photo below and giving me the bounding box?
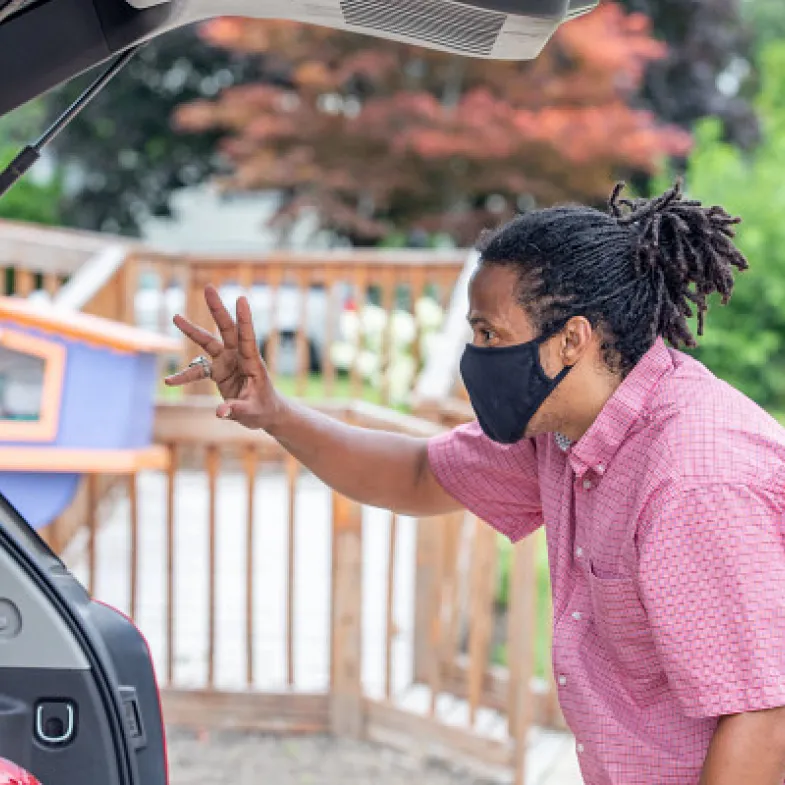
[166,182,785,785]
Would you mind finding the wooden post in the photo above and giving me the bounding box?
[509,536,537,785]
[286,455,298,687]
[466,519,497,726]
[206,445,220,689]
[165,444,178,687]
[330,492,364,739]
[412,518,439,685]
[244,444,257,687]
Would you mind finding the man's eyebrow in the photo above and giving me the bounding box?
[467,315,489,327]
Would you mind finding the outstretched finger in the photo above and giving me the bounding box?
[164,364,210,387]
[204,284,238,351]
[236,296,265,377]
[172,314,224,358]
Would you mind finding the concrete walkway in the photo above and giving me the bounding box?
[64,469,582,784]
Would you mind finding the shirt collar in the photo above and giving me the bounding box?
[567,337,674,477]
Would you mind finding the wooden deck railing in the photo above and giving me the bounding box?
[52,399,562,785]
[119,248,467,404]
[0,219,132,299]
[0,220,468,407]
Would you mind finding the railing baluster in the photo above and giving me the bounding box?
[43,272,60,299]
[384,512,398,700]
[267,266,282,380]
[467,518,498,726]
[244,444,257,687]
[122,255,140,326]
[440,511,463,687]
[166,443,178,687]
[296,269,309,398]
[409,267,427,374]
[323,271,336,398]
[380,267,396,407]
[329,491,364,738]
[15,268,34,297]
[286,454,298,687]
[206,444,220,688]
[510,535,537,785]
[428,515,446,716]
[350,267,368,400]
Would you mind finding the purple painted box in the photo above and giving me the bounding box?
[0,298,179,528]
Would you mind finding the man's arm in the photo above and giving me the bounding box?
[267,398,461,517]
[700,708,785,785]
[167,288,461,518]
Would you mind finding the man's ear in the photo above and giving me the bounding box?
[561,316,594,365]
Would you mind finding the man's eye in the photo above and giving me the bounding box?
[482,329,497,342]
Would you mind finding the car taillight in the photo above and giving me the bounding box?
[0,757,42,785]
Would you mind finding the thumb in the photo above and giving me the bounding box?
[216,399,265,429]
[216,399,249,421]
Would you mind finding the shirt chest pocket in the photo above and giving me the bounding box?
[587,562,662,685]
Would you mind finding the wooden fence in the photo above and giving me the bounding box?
[0,220,470,408]
[52,399,562,785]
[0,219,127,298]
[119,248,466,404]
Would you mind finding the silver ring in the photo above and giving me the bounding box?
[188,355,212,379]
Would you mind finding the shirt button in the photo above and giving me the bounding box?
[575,546,584,558]
[572,611,582,620]
[577,743,585,754]
[596,463,606,475]
[582,478,592,490]
[558,675,568,686]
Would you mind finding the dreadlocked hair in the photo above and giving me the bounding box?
[475,180,749,377]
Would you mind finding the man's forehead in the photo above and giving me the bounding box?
[468,266,520,311]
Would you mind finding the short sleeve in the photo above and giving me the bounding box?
[427,421,542,542]
[638,482,785,718]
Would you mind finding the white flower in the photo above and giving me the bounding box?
[361,304,388,336]
[387,354,416,406]
[390,310,416,348]
[419,331,442,362]
[339,309,360,343]
[356,350,380,382]
[414,297,444,331]
[330,341,356,371]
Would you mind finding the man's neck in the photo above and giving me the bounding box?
[559,369,623,442]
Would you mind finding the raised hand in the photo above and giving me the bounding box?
[165,284,284,430]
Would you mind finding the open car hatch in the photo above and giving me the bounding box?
[0,0,598,118]
[0,494,167,785]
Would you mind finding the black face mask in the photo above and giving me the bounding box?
[459,331,572,444]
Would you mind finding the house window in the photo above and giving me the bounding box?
[0,329,65,443]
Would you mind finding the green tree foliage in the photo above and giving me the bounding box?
[674,43,785,412]
[619,0,759,151]
[742,0,785,49]
[0,102,63,225]
[44,26,261,235]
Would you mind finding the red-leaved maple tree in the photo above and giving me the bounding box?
[175,3,692,246]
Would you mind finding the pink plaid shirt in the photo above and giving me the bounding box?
[428,337,785,784]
